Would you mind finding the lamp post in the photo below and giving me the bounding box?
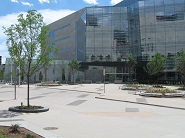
[14,64,17,100]
[17,65,20,87]
[103,69,105,93]
[10,58,12,84]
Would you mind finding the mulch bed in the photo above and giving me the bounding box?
[0,126,43,138]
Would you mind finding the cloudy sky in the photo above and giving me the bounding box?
[0,0,122,64]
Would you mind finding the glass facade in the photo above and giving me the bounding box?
[48,0,185,66]
[47,0,185,82]
[138,0,185,63]
[115,0,185,70]
[75,6,129,62]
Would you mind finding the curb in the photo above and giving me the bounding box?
[95,97,185,110]
[9,106,49,113]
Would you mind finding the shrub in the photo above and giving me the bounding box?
[9,124,20,133]
[24,134,36,138]
[17,105,43,109]
[146,88,176,95]
[127,84,148,89]
[0,136,7,138]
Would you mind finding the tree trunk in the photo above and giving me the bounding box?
[14,65,17,100]
[156,75,158,86]
[27,75,30,107]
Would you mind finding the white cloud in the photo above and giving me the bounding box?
[11,0,19,3]
[38,9,75,24]
[0,9,75,64]
[110,0,122,5]
[38,0,50,4]
[52,0,57,3]
[83,0,98,5]
[21,2,34,7]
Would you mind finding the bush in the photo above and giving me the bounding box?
[24,134,35,138]
[146,88,177,96]
[127,84,148,89]
[153,85,164,88]
[0,136,7,138]
[9,124,20,133]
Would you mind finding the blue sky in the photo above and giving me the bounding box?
[0,0,122,64]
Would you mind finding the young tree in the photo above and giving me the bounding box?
[144,52,165,85]
[68,60,80,83]
[0,70,4,81]
[39,71,43,82]
[127,53,137,82]
[176,49,185,86]
[58,60,66,82]
[3,10,57,107]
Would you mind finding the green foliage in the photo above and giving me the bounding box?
[144,53,165,76]
[146,88,176,96]
[0,136,7,138]
[17,105,42,109]
[68,60,80,83]
[58,60,66,81]
[9,124,20,133]
[127,53,137,81]
[127,84,147,89]
[176,49,185,85]
[62,68,65,81]
[39,71,43,81]
[105,55,111,61]
[0,70,4,80]
[3,10,57,107]
[144,53,165,85]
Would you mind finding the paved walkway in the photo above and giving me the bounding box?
[0,84,185,138]
[96,85,185,110]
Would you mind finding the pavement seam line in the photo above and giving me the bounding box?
[95,97,185,110]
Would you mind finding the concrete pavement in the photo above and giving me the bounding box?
[0,84,185,138]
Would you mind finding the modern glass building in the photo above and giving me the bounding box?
[47,0,185,83]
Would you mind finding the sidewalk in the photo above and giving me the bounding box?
[1,84,185,138]
[96,85,185,110]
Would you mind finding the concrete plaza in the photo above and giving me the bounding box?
[0,84,185,138]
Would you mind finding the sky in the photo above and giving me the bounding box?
[0,0,122,64]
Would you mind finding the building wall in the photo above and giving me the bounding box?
[45,0,185,82]
[138,0,185,72]
[4,58,84,83]
[47,8,86,61]
[85,6,129,62]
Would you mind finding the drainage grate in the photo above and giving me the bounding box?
[43,127,58,130]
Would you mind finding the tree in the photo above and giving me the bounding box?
[105,55,111,61]
[176,49,185,86]
[0,70,4,81]
[3,10,57,107]
[58,60,66,82]
[39,71,43,81]
[60,60,66,81]
[68,60,80,83]
[144,52,165,85]
[127,53,137,82]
